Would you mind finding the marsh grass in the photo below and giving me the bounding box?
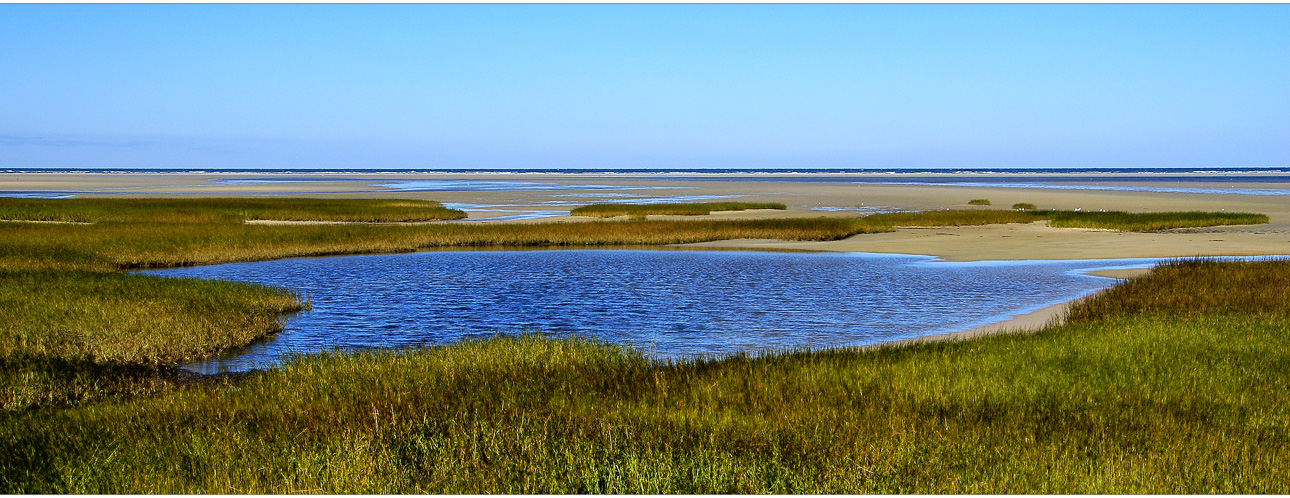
[0,198,466,224]
[967,199,991,206]
[570,202,787,218]
[1045,211,1269,232]
[864,209,1041,227]
[1012,202,1038,210]
[0,217,879,272]
[0,270,303,410]
[4,260,1290,492]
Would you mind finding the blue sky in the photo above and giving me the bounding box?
[2,4,1287,170]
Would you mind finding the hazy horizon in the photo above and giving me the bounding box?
[3,4,1287,170]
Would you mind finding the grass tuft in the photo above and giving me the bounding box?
[967,199,992,206]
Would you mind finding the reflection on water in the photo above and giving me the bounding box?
[139,250,1186,374]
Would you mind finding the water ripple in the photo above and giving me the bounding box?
[139,250,1186,373]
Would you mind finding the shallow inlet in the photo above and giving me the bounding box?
[137,249,1234,374]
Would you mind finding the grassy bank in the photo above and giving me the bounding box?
[0,217,877,272]
[570,202,786,218]
[3,200,1267,273]
[4,259,1289,492]
[0,270,303,410]
[0,198,467,223]
[1045,210,1270,232]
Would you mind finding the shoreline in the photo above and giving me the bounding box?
[875,267,1151,348]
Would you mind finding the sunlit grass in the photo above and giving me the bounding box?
[864,209,1040,227]
[0,217,880,272]
[967,199,991,206]
[0,270,303,410]
[0,198,466,224]
[1046,211,1269,232]
[4,260,1290,492]
[1012,202,1037,210]
[570,202,787,218]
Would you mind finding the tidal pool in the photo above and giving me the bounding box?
[142,249,1174,373]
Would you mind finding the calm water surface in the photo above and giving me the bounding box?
[140,250,1177,373]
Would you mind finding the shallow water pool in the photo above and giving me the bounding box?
[142,249,1187,373]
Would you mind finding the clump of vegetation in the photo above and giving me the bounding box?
[0,198,467,224]
[1066,258,1290,321]
[0,270,304,410]
[967,199,992,206]
[1046,211,1268,232]
[0,217,879,272]
[5,259,1290,492]
[1012,202,1037,210]
[864,209,1040,227]
[571,202,787,219]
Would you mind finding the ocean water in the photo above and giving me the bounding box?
[5,167,1288,199]
[139,249,1186,374]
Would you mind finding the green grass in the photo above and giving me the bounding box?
[0,270,304,410]
[1046,210,1270,232]
[4,259,1290,492]
[1012,202,1038,210]
[865,209,1040,227]
[0,198,467,223]
[570,202,787,218]
[967,199,992,206]
[0,217,878,272]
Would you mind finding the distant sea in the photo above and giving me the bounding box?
[4,166,1288,178]
[5,167,1290,199]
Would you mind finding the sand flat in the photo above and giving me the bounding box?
[683,221,1290,261]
